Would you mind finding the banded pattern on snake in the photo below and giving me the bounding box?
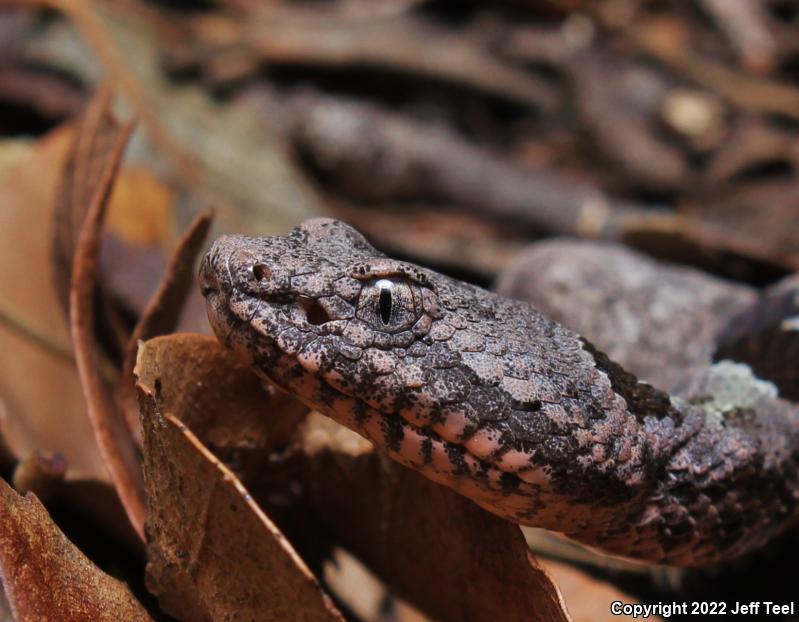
[199,218,799,567]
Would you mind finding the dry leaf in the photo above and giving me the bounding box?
[100,164,181,320]
[180,10,559,111]
[631,16,799,121]
[51,87,132,326]
[0,587,11,622]
[333,202,527,279]
[0,398,14,474]
[0,124,105,482]
[0,478,153,622]
[118,211,213,446]
[67,92,145,537]
[105,165,175,248]
[135,334,308,453]
[11,450,67,502]
[296,413,571,622]
[135,336,342,621]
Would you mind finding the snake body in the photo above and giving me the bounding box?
[200,218,799,566]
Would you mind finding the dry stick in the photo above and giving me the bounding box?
[283,91,647,238]
[70,116,146,539]
[184,10,560,111]
[568,49,688,192]
[52,87,135,367]
[631,23,799,121]
[697,0,776,72]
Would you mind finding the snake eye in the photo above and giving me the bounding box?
[378,280,392,325]
[358,277,421,332]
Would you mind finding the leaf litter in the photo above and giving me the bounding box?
[4,0,799,620]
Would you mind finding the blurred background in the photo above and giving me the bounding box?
[1,1,799,621]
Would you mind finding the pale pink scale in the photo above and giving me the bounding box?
[460,351,503,385]
[517,467,550,485]
[501,376,539,404]
[430,439,458,475]
[462,452,481,476]
[451,329,485,352]
[328,395,370,430]
[463,426,503,460]
[362,349,398,374]
[357,409,388,447]
[428,321,456,341]
[397,425,428,467]
[398,404,432,428]
[494,448,535,472]
[432,407,471,442]
[396,364,426,388]
[298,349,324,373]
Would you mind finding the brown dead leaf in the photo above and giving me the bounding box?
[703,118,799,185]
[297,413,571,622]
[333,202,527,278]
[322,548,431,622]
[135,336,341,621]
[52,88,124,317]
[282,91,641,238]
[100,164,181,320]
[0,478,153,622]
[67,93,145,537]
[134,334,307,454]
[105,165,175,248]
[0,125,106,482]
[698,0,777,74]
[119,212,213,446]
[569,49,688,192]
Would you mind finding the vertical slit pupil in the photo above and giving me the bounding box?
[379,287,392,325]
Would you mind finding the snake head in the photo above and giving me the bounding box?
[201,218,651,534]
[199,218,444,380]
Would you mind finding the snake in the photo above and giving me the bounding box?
[199,218,799,567]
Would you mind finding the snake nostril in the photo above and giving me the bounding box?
[298,296,332,326]
[253,264,271,281]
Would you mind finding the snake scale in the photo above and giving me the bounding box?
[199,218,799,567]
